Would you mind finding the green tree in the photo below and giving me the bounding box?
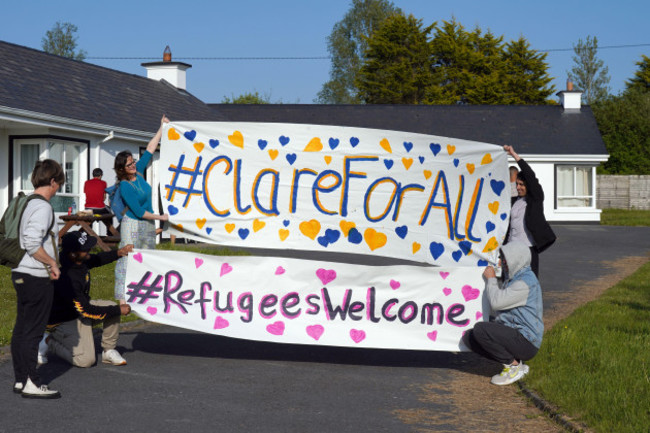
[567,35,610,104]
[625,54,650,92]
[317,0,402,104]
[221,91,272,104]
[501,37,555,104]
[356,14,434,104]
[41,21,86,60]
[593,88,650,174]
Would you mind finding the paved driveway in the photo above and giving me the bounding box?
[1,225,649,433]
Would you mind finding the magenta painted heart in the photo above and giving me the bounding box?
[475,311,483,320]
[461,285,480,302]
[306,325,324,341]
[133,252,143,263]
[146,306,157,315]
[275,266,285,275]
[220,263,233,276]
[439,271,449,280]
[195,258,204,269]
[427,330,438,341]
[443,287,452,296]
[350,329,366,344]
[214,316,230,329]
[266,321,285,336]
[316,268,337,285]
[389,279,401,290]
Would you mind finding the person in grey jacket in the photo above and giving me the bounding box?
[11,159,65,399]
[462,241,543,385]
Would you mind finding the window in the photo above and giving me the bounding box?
[19,143,41,190]
[556,165,595,207]
[48,141,83,213]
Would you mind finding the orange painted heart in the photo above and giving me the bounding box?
[278,229,289,241]
[324,155,332,165]
[228,130,244,148]
[196,218,207,229]
[225,223,236,233]
[253,218,266,232]
[481,153,492,165]
[299,219,321,240]
[488,201,499,215]
[193,142,205,153]
[364,228,387,251]
[380,138,392,153]
[423,170,432,180]
[447,144,456,155]
[168,128,180,140]
[268,149,279,160]
[304,137,323,152]
[412,242,421,254]
[339,220,356,236]
[172,223,184,232]
[466,163,475,174]
[402,157,413,170]
[482,236,499,253]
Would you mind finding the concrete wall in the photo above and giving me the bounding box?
[597,175,650,210]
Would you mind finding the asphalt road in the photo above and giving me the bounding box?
[1,224,649,433]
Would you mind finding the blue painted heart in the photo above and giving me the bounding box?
[490,179,506,196]
[477,259,488,266]
[283,220,290,227]
[500,213,508,221]
[384,159,394,169]
[429,242,445,260]
[184,130,197,141]
[279,135,290,146]
[317,235,330,247]
[167,205,179,215]
[418,156,425,164]
[429,143,441,156]
[206,227,213,235]
[238,228,250,240]
[257,139,268,150]
[209,139,219,149]
[286,153,297,165]
[347,227,363,244]
[459,240,472,255]
[325,228,340,243]
[452,250,463,262]
[350,137,360,147]
[453,158,460,167]
[403,141,413,152]
[328,138,339,150]
[395,225,408,239]
[486,221,496,233]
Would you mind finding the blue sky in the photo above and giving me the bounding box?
[1,0,648,104]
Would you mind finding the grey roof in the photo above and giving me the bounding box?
[212,104,607,155]
[0,40,223,133]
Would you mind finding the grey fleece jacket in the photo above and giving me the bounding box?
[13,198,59,278]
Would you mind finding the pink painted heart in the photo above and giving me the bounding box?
[443,287,452,296]
[275,266,285,275]
[133,252,143,263]
[316,268,337,286]
[475,311,483,320]
[350,329,366,344]
[220,263,233,276]
[214,316,230,329]
[306,324,324,341]
[195,258,204,269]
[427,330,438,341]
[461,285,480,302]
[389,279,401,290]
[439,271,449,280]
[266,321,285,336]
[146,306,157,315]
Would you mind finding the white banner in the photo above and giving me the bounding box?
[160,122,510,267]
[125,250,488,351]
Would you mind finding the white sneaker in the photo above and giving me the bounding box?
[13,382,23,394]
[102,349,127,366]
[21,378,61,399]
[37,333,49,365]
[490,362,528,386]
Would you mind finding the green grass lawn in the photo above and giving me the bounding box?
[600,208,650,226]
[525,261,650,433]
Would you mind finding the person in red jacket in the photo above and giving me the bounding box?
[41,231,133,367]
[83,168,109,214]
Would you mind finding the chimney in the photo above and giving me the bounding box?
[142,46,192,90]
[556,79,582,110]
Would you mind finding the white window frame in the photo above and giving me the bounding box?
[555,164,597,209]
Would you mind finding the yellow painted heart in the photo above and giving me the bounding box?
[279,229,289,241]
[172,223,184,232]
[447,144,456,155]
[324,156,332,165]
[481,153,492,165]
[466,163,475,174]
[423,170,432,180]
[482,236,499,253]
[402,157,413,170]
[412,242,421,254]
[299,219,321,240]
[196,218,206,229]
[304,137,323,152]
[488,201,499,215]
[193,142,205,153]
[225,223,236,233]
[339,220,356,236]
[253,218,266,232]
[168,128,180,140]
[380,138,392,153]
[228,130,244,148]
[268,149,279,160]
[364,228,387,251]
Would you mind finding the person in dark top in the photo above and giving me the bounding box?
[43,231,133,367]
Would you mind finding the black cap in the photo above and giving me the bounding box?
[62,231,97,253]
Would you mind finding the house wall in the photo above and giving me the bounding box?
[597,175,650,210]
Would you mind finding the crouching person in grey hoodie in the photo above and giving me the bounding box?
[462,241,543,385]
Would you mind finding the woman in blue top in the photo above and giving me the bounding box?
[113,115,169,302]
